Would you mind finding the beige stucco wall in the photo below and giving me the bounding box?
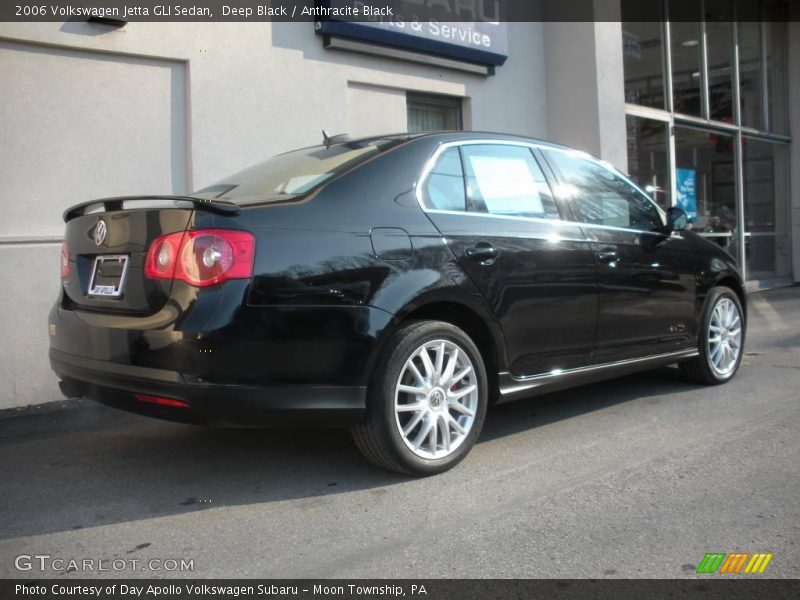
[542,18,628,172]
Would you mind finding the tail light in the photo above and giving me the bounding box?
[145,229,255,287]
[60,241,71,279]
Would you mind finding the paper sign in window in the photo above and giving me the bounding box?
[468,156,544,215]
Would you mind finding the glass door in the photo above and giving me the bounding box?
[742,138,791,280]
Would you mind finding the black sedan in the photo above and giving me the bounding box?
[50,132,746,475]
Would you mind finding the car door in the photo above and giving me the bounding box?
[542,148,697,363]
[419,142,598,376]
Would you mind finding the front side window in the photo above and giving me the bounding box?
[545,150,663,232]
[461,145,560,220]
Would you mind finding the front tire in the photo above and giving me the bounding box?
[680,286,745,385]
[352,320,488,476]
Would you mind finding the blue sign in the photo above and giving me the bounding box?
[676,168,697,222]
[317,2,509,67]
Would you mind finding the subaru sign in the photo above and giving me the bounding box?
[317,1,509,67]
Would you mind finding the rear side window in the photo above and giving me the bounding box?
[544,150,663,231]
[461,145,560,219]
[422,148,467,211]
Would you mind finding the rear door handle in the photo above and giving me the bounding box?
[466,243,499,264]
[596,249,619,264]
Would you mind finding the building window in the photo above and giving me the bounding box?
[622,20,666,109]
[407,93,462,133]
[674,125,739,258]
[765,13,790,134]
[742,138,791,279]
[705,2,734,122]
[621,0,791,285]
[625,115,671,209]
[738,19,765,129]
[669,3,704,117]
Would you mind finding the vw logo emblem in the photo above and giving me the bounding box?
[94,220,107,246]
[429,389,444,409]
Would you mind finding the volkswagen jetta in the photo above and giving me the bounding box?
[49,132,746,475]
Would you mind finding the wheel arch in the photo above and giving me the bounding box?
[712,274,747,322]
[370,297,507,402]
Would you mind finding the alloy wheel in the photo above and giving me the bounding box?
[707,297,743,377]
[394,339,479,460]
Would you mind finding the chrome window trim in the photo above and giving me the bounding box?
[498,348,700,397]
[428,208,562,228]
[415,139,667,237]
[425,209,589,243]
[565,220,666,237]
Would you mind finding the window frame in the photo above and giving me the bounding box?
[416,140,666,236]
[417,140,567,222]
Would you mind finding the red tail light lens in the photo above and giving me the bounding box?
[145,232,183,280]
[60,241,71,279]
[145,229,255,287]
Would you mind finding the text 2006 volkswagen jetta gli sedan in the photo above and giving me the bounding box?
[50,132,746,475]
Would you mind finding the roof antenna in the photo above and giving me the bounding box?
[322,130,350,148]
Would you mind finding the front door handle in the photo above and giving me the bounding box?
[466,243,499,265]
[596,248,619,264]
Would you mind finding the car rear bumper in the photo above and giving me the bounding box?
[50,348,366,427]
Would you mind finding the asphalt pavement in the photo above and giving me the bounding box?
[1,286,799,579]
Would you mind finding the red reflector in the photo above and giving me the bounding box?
[134,393,190,409]
[60,240,71,279]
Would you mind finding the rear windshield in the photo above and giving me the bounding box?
[194,137,410,204]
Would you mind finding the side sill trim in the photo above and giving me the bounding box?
[499,349,699,397]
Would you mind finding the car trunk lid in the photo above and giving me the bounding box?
[61,197,239,314]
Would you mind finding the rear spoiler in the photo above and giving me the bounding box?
[63,195,241,222]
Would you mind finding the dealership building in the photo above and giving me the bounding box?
[0,1,798,409]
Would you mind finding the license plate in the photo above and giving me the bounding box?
[88,255,129,297]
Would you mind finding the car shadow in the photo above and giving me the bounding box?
[0,367,697,540]
[481,365,697,443]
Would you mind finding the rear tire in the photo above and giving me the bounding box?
[680,286,745,385]
[352,320,488,476]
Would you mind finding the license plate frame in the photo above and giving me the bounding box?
[88,254,129,298]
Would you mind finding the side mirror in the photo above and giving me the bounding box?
[666,206,688,232]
